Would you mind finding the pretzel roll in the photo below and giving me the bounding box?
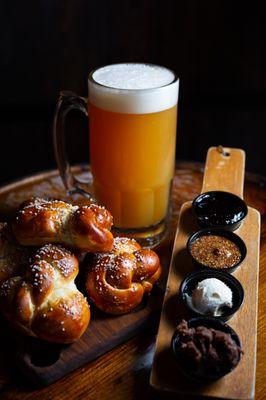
[0,222,29,286]
[86,237,161,314]
[0,244,90,343]
[12,198,114,252]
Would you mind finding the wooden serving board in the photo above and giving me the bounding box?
[150,147,261,400]
[0,167,163,387]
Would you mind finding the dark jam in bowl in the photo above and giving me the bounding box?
[171,318,243,381]
[192,191,248,231]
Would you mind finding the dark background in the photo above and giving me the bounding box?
[1,1,266,185]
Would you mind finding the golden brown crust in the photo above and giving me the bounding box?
[85,237,161,314]
[12,198,114,252]
[0,244,90,343]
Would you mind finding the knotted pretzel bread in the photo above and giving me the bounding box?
[12,197,114,252]
[86,237,161,314]
[0,244,90,343]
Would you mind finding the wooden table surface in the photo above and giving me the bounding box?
[0,161,265,400]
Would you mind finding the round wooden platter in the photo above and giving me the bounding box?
[0,161,265,399]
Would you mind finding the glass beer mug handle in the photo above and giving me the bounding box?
[53,91,95,200]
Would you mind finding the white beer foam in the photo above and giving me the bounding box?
[88,63,179,114]
[93,64,174,89]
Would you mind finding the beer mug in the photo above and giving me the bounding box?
[53,63,179,247]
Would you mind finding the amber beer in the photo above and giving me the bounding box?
[88,64,179,245]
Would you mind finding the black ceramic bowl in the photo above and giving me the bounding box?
[187,228,247,273]
[171,317,242,382]
[179,270,244,321]
[192,191,248,231]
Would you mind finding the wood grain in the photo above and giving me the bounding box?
[201,146,245,197]
[151,148,260,399]
[0,161,265,399]
[15,300,160,386]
